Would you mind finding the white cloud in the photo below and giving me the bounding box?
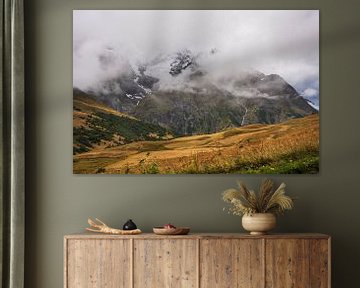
[73,10,319,95]
[303,88,319,97]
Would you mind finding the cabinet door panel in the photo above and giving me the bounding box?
[265,239,310,288]
[66,239,131,288]
[134,239,198,288]
[310,239,330,288]
[200,239,264,288]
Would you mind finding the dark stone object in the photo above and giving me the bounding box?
[123,219,137,230]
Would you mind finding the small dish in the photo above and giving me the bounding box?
[153,227,190,235]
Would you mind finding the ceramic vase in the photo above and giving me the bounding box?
[242,213,276,235]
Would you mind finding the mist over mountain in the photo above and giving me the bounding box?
[74,10,319,95]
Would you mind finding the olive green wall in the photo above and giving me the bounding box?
[24,0,360,287]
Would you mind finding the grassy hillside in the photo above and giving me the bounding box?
[73,91,172,155]
[73,114,319,174]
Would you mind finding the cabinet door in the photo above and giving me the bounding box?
[309,239,330,288]
[200,239,264,288]
[134,239,198,288]
[266,239,309,287]
[66,239,131,288]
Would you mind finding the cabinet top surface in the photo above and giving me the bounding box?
[64,232,330,240]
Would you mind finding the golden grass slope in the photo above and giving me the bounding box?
[73,114,319,174]
[73,93,137,128]
[74,93,172,153]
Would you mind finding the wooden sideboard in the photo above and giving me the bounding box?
[64,233,330,288]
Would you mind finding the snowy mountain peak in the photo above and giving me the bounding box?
[169,49,196,76]
[76,47,317,118]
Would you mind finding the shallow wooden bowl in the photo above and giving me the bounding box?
[153,227,190,235]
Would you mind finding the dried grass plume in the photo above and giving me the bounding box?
[222,179,294,216]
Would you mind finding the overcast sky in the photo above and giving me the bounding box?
[73,10,319,97]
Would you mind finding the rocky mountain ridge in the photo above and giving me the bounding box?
[74,48,317,135]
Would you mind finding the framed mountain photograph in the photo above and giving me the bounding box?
[73,10,319,174]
